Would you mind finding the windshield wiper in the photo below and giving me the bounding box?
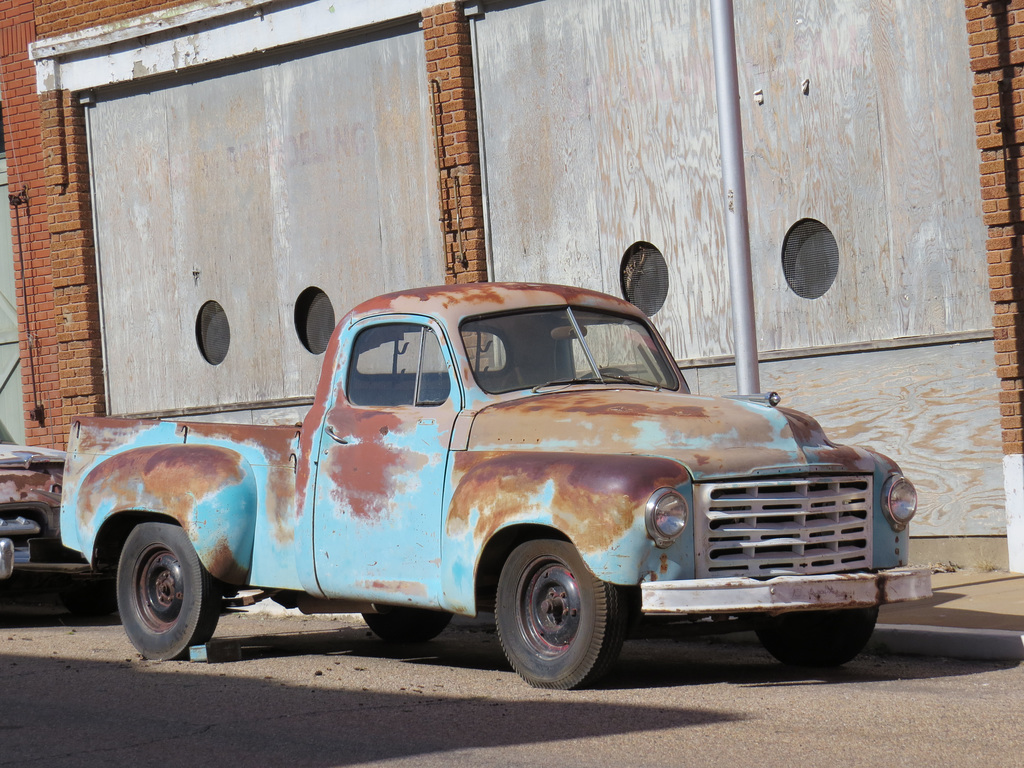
[599,374,662,390]
[531,377,600,392]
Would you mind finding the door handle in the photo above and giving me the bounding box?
[325,425,350,445]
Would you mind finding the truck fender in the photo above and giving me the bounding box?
[442,452,692,612]
[73,444,258,584]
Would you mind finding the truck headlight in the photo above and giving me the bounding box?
[645,488,688,548]
[881,475,917,531]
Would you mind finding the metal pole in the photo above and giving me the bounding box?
[710,0,760,394]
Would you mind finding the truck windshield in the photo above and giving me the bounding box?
[460,307,680,394]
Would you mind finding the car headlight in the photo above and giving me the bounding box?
[881,475,917,531]
[645,487,688,548]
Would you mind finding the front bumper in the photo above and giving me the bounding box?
[641,567,932,616]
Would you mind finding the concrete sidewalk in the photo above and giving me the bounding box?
[873,570,1024,662]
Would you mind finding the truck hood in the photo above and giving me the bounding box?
[464,388,878,480]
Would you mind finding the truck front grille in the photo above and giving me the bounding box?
[694,475,873,578]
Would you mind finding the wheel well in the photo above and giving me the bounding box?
[474,524,569,613]
[92,512,181,572]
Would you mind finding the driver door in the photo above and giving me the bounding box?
[311,319,461,605]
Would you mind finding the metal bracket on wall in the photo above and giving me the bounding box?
[8,186,28,207]
[27,404,44,425]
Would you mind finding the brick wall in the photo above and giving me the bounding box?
[423,3,488,284]
[966,0,1024,455]
[40,89,106,427]
[35,0,195,38]
[0,0,64,449]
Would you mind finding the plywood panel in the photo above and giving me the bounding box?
[168,69,280,407]
[682,341,1005,537]
[473,1,604,290]
[736,0,890,350]
[736,0,988,349]
[870,0,990,335]
[88,89,180,413]
[585,1,732,359]
[88,24,444,415]
[476,0,988,358]
[475,0,731,359]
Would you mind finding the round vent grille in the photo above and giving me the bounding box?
[295,287,336,355]
[196,300,230,365]
[620,242,669,317]
[782,219,839,299]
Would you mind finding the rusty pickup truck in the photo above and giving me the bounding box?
[60,283,930,688]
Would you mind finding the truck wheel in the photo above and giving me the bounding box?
[117,522,222,660]
[495,539,627,689]
[59,579,118,617]
[756,606,879,667]
[362,607,453,643]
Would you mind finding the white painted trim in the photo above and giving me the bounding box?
[29,0,432,93]
[1004,454,1024,573]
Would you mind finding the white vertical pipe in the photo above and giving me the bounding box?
[1004,456,1024,572]
[710,0,760,394]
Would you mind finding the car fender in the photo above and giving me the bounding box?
[68,444,258,584]
[442,451,693,614]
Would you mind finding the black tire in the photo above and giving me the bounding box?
[495,539,627,690]
[117,522,222,660]
[59,579,118,617]
[362,607,453,643]
[756,606,879,667]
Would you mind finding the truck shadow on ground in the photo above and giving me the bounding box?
[0,647,746,768]
[0,601,121,629]
[3,627,1015,767]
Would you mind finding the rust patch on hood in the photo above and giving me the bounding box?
[447,451,688,554]
[466,390,805,478]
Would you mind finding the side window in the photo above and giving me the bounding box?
[347,323,451,407]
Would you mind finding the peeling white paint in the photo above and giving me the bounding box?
[29,0,432,93]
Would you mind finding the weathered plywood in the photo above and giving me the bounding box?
[476,0,988,358]
[870,0,990,336]
[88,24,444,415]
[737,0,989,349]
[474,0,730,359]
[472,1,604,290]
[586,1,733,360]
[737,0,889,350]
[682,341,1005,537]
